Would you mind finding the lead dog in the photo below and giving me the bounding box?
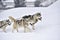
[0,19,11,32]
[22,12,42,30]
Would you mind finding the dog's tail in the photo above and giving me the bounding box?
[9,16,16,22]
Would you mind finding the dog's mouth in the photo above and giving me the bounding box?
[38,17,42,21]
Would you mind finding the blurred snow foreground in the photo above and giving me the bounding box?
[0,0,60,40]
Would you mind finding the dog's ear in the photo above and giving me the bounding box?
[34,12,41,16]
[37,12,41,16]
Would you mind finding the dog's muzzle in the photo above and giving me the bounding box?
[38,17,42,21]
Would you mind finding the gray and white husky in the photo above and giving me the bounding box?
[22,12,42,30]
[0,19,11,32]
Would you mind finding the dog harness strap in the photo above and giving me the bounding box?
[0,24,6,28]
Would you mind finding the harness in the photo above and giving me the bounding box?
[30,19,38,25]
[0,20,9,28]
[0,24,6,28]
[0,21,7,28]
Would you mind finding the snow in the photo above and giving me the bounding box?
[0,0,60,40]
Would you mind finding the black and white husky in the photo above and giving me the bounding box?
[0,19,11,32]
[22,12,42,30]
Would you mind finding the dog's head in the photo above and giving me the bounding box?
[34,12,42,21]
[6,19,11,25]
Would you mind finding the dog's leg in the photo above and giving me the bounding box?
[12,22,18,32]
[2,26,6,32]
[12,28,14,32]
[16,27,18,32]
[32,24,35,30]
[24,26,26,32]
[26,27,31,31]
[24,26,31,32]
[12,23,15,32]
[22,19,23,26]
[30,23,35,30]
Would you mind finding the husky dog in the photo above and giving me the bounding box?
[0,19,11,32]
[22,12,42,30]
[9,16,30,32]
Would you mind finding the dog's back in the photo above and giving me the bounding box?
[22,15,31,19]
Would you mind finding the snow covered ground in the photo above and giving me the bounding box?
[0,0,60,40]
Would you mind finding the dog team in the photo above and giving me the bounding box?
[0,12,42,32]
